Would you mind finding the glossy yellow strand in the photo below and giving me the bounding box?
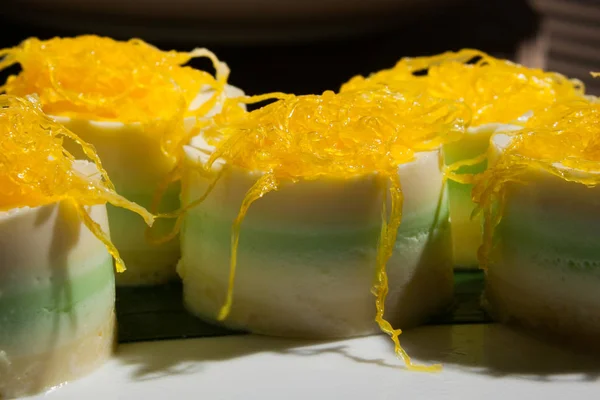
[202,89,467,177]
[443,153,488,184]
[217,173,279,321]
[0,35,229,163]
[373,173,442,372]
[76,201,126,273]
[341,49,584,127]
[0,94,154,273]
[147,166,227,245]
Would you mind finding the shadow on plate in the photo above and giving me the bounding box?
[115,334,351,381]
[399,323,600,381]
[117,322,600,384]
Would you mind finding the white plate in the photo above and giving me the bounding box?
[32,324,600,399]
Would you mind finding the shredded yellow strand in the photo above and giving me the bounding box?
[341,49,584,127]
[217,173,279,321]
[204,89,468,176]
[443,153,489,184]
[0,35,230,163]
[372,173,442,371]
[147,166,228,245]
[473,98,600,269]
[0,94,154,272]
[187,87,468,370]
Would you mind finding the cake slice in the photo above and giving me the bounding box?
[0,35,241,285]
[0,95,152,398]
[178,88,468,369]
[474,98,600,346]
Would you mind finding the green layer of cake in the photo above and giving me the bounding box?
[498,215,600,274]
[180,214,452,337]
[183,202,449,255]
[0,255,115,351]
[112,182,180,213]
[443,125,499,268]
[107,183,180,285]
[107,182,180,244]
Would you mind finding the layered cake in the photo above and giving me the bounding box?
[0,35,241,285]
[341,50,584,268]
[178,88,468,370]
[0,95,152,397]
[474,98,600,346]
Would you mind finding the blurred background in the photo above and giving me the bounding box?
[0,0,597,95]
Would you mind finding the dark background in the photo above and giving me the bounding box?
[0,0,543,95]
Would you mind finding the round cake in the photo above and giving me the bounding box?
[0,197,115,398]
[0,35,239,286]
[0,95,152,397]
[475,98,600,346]
[52,83,243,286]
[177,88,468,369]
[181,142,452,338]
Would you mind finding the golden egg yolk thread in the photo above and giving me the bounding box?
[182,88,467,370]
[472,99,600,269]
[75,201,127,272]
[0,35,231,249]
[147,165,229,245]
[341,49,584,128]
[145,94,253,246]
[217,172,279,320]
[373,173,442,371]
[203,90,468,175]
[0,35,230,165]
[0,94,154,272]
[443,153,489,185]
[146,90,265,241]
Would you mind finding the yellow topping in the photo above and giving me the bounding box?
[204,89,467,176]
[341,49,584,126]
[472,98,600,268]
[190,87,468,371]
[0,35,229,162]
[0,94,154,272]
